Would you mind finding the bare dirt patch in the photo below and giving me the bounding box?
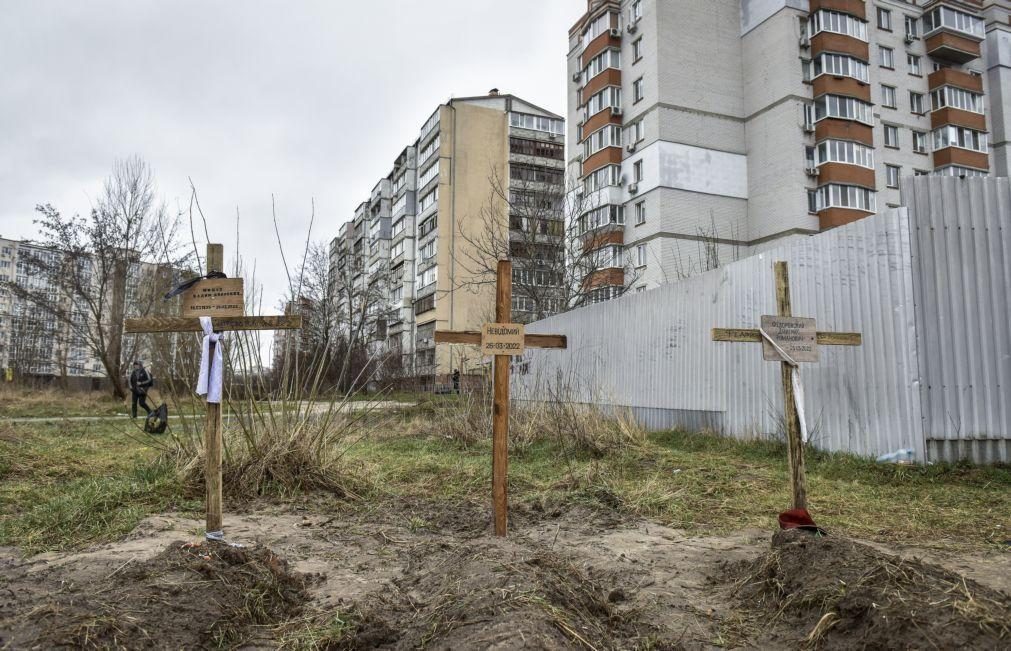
[1,501,1009,649]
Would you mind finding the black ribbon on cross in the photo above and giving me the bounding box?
[163,271,228,300]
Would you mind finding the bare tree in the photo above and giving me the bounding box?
[456,166,640,322]
[2,157,187,398]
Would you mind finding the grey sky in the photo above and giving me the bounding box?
[0,0,583,310]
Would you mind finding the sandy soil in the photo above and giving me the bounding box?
[1,500,1008,649]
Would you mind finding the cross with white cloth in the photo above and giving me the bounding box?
[125,243,302,541]
[712,260,862,511]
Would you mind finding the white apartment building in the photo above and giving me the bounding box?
[568,0,1010,295]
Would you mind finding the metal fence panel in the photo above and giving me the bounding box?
[517,208,923,460]
[904,176,1011,463]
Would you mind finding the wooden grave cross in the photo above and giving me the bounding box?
[712,260,862,511]
[434,259,567,537]
[125,243,303,540]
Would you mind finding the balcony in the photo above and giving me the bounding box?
[933,146,989,171]
[926,31,981,63]
[928,68,984,93]
[817,163,876,188]
[582,268,624,289]
[808,0,867,19]
[931,107,986,131]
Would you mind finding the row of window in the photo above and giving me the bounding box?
[809,52,869,83]
[583,164,622,193]
[807,10,868,42]
[417,161,439,189]
[808,139,875,169]
[510,137,564,160]
[583,124,622,158]
[417,188,438,214]
[933,124,988,153]
[880,85,925,114]
[923,6,984,39]
[415,265,437,291]
[512,268,563,287]
[512,296,564,315]
[931,86,984,114]
[809,94,874,126]
[875,7,919,39]
[418,135,440,166]
[510,163,564,186]
[810,184,877,212]
[583,48,620,81]
[576,204,625,235]
[583,86,622,120]
[418,214,437,238]
[509,112,564,135]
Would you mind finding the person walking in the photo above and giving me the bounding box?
[452,369,461,394]
[129,360,154,419]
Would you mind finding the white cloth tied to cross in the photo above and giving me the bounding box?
[196,316,225,404]
[758,327,809,444]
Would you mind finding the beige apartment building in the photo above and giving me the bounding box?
[329,91,566,388]
[568,0,1010,294]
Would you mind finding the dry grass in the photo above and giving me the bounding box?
[0,385,126,418]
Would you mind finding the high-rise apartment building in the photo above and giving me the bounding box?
[568,0,1009,293]
[329,91,566,387]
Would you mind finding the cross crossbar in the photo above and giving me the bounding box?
[712,328,861,346]
[434,330,567,349]
[125,315,302,334]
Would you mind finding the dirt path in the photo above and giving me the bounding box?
[1,501,1008,649]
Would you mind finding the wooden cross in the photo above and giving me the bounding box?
[434,259,566,537]
[125,243,302,539]
[712,261,862,511]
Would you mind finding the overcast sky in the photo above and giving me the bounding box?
[0,0,583,310]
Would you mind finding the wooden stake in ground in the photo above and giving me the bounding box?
[125,243,302,540]
[712,260,862,511]
[434,259,567,537]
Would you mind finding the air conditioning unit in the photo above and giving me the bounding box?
[609,28,622,38]
[799,34,810,48]
[628,182,639,194]
[803,124,816,134]
[611,107,624,116]
[572,72,582,82]
[627,143,637,153]
[805,165,820,176]
[627,22,638,34]
[904,35,915,44]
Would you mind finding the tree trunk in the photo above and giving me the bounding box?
[105,258,129,399]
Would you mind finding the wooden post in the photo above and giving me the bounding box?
[492,259,511,537]
[205,244,224,534]
[774,261,807,510]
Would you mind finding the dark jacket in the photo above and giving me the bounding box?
[129,367,152,394]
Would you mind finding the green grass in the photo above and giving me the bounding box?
[2,408,1009,555]
[344,426,1011,550]
[0,420,199,553]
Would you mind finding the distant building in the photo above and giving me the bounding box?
[567,0,1010,295]
[329,90,566,389]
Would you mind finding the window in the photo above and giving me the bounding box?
[909,92,925,114]
[914,169,929,176]
[417,187,438,213]
[511,163,563,185]
[510,137,564,160]
[807,190,818,214]
[636,286,646,293]
[583,124,622,158]
[583,48,621,79]
[814,184,877,211]
[583,86,622,119]
[633,77,644,103]
[886,164,901,188]
[935,165,988,178]
[880,46,894,68]
[576,204,624,234]
[631,0,642,21]
[812,53,870,82]
[510,112,565,135]
[813,94,874,125]
[923,6,985,38]
[581,12,614,50]
[907,54,921,76]
[904,15,918,39]
[633,37,642,62]
[877,7,892,30]
[816,139,875,168]
[583,164,622,193]
[420,239,437,260]
[807,10,869,41]
[930,86,985,114]
[627,120,645,143]
[415,265,438,291]
[912,130,928,154]
[932,125,988,153]
[418,135,440,165]
[633,159,643,182]
[635,201,646,225]
[417,161,439,188]
[884,124,899,147]
[636,244,647,267]
[882,85,897,108]
[419,214,437,237]
[391,240,406,260]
